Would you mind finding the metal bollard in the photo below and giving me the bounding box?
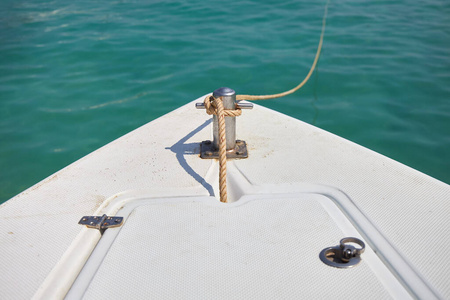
[196,87,252,159]
[212,87,236,150]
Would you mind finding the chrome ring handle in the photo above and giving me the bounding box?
[320,237,366,268]
[340,237,365,255]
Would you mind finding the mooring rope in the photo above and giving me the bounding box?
[203,95,242,202]
[204,0,329,203]
[236,1,329,101]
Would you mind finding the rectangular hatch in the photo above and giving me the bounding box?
[66,193,410,299]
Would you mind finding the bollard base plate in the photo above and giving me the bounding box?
[200,140,248,159]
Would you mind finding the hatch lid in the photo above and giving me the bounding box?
[66,193,411,299]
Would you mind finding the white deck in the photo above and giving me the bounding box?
[66,194,405,299]
[1,96,449,299]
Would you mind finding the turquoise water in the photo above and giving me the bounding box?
[1,0,449,203]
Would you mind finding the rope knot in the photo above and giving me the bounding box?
[203,95,242,117]
[198,0,328,203]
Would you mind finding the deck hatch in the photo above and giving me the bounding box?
[66,194,410,299]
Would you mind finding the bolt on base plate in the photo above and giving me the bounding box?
[200,140,248,159]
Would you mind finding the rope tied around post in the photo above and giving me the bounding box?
[201,0,329,203]
[203,95,242,203]
[203,95,242,117]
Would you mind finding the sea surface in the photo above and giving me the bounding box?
[1,0,449,203]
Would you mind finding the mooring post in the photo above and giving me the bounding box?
[195,87,252,159]
[212,87,236,150]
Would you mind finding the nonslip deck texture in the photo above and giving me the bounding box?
[0,98,449,299]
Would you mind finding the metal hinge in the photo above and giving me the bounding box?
[78,214,123,232]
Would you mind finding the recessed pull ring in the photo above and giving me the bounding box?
[320,237,365,268]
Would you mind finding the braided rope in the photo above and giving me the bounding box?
[203,95,242,202]
[202,0,329,202]
[215,99,228,202]
[236,0,328,101]
[203,95,242,117]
